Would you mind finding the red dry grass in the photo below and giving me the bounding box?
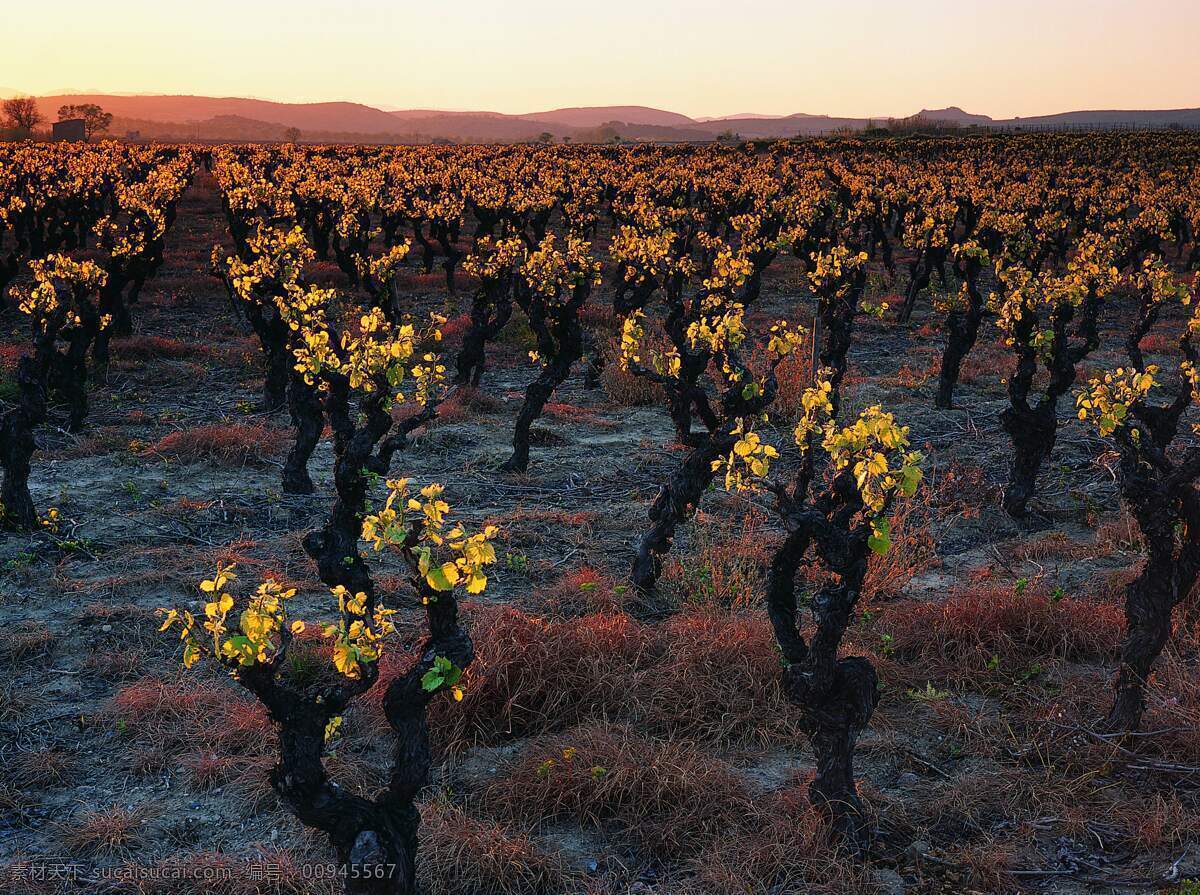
[183,752,237,790]
[419,803,572,895]
[684,785,874,895]
[661,510,773,609]
[862,493,938,602]
[421,606,656,749]
[599,337,661,406]
[877,583,1122,686]
[639,609,799,744]
[438,312,472,341]
[746,326,815,424]
[926,460,996,519]
[433,384,502,424]
[1007,530,1094,564]
[480,724,755,859]
[957,341,1009,387]
[1138,331,1177,354]
[107,676,272,757]
[419,603,800,749]
[111,335,212,361]
[147,423,283,465]
[538,565,623,616]
[61,805,147,857]
[543,402,616,427]
[0,343,25,371]
[578,301,618,333]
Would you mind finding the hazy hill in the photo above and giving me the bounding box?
[12,92,1200,142]
[990,108,1200,128]
[918,106,995,125]
[522,106,696,128]
[33,94,410,134]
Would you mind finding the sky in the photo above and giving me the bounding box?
[5,0,1199,118]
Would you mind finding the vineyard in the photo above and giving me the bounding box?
[1,133,1200,894]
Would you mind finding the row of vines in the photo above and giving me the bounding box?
[2,133,1199,893]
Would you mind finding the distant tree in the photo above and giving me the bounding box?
[284,126,301,143]
[537,131,554,144]
[2,97,42,132]
[57,103,113,140]
[716,128,741,144]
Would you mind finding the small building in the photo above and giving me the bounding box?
[53,119,87,142]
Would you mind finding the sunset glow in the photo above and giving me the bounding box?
[7,0,1199,116]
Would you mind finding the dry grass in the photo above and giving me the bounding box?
[681,784,875,895]
[422,606,656,749]
[146,423,284,465]
[1094,508,1144,555]
[9,748,75,789]
[61,804,148,857]
[543,402,616,428]
[44,426,131,460]
[862,493,938,602]
[1008,530,1095,564]
[423,603,800,750]
[107,676,272,757]
[760,330,815,424]
[438,312,472,341]
[957,341,1010,388]
[480,724,755,859]
[639,609,799,743]
[883,352,940,390]
[660,509,773,609]
[877,583,1122,687]
[111,334,213,361]
[420,802,574,895]
[433,384,502,424]
[578,301,619,334]
[0,624,59,667]
[599,338,661,406]
[537,565,623,616]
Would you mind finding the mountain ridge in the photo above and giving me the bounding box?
[15,92,1200,142]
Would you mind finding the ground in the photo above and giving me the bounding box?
[0,171,1198,895]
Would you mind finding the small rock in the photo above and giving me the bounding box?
[101,624,112,632]
[896,772,920,787]
[871,868,906,895]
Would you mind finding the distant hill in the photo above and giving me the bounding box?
[523,106,696,128]
[918,106,995,125]
[15,93,1200,143]
[33,94,410,135]
[696,113,797,122]
[990,108,1200,128]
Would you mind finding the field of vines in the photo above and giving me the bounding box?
[1,134,1200,894]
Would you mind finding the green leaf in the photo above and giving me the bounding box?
[421,656,462,693]
[421,668,444,692]
[867,518,891,556]
[426,564,455,591]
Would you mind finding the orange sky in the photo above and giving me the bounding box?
[6,0,1199,117]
